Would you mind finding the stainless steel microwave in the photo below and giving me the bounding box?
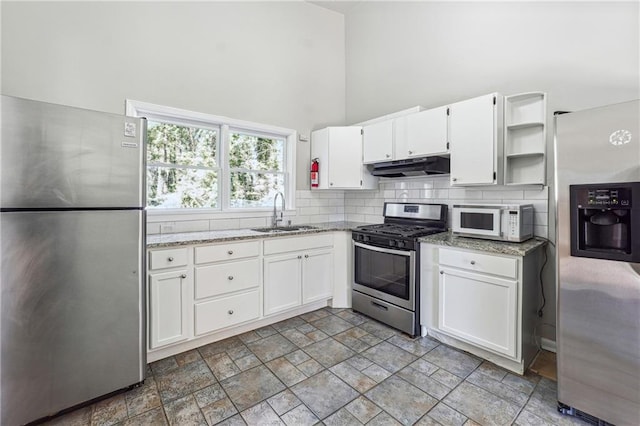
[452,204,534,242]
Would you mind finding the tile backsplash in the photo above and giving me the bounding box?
[344,176,549,238]
[146,190,346,235]
[147,176,549,239]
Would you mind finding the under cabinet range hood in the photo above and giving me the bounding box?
[368,156,450,178]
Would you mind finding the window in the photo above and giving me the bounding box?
[126,100,296,214]
[147,120,219,208]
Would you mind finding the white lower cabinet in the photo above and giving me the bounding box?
[264,252,303,315]
[302,249,333,304]
[264,247,334,315]
[439,266,517,357]
[148,269,190,349]
[147,233,338,360]
[263,234,334,316]
[421,243,543,374]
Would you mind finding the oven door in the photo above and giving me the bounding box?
[353,241,415,310]
[452,206,503,239]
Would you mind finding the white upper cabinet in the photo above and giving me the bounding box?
[311,126,377,190]
[449,93,503,186]
[395,106,449,160]
[363,120,394,164]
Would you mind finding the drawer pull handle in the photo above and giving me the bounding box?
[181,274,187,279]
[227,250,234,255]
[168,257,174,262]
[371,301,388,311]
[470,260,476,265]
[228,310,234,315]
[298,255,302,259]
[228,275,234,280]
[304,254,309,258]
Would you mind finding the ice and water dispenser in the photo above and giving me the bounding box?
[570,182,640,262]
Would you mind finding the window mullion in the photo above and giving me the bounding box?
[220,124,230,212]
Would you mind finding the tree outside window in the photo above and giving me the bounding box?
[135,102,294,212]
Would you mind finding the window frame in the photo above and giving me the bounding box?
[125,99,296,218]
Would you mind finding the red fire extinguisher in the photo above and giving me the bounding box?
[310,158,319,188]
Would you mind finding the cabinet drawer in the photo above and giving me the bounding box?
[195,290,260,336]
[264,234,333,255]
[149,247,189,270]
[195,240,260,264]
[195,259,260,300]
[439,248,517,279]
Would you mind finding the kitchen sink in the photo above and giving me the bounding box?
[251,225,318,233]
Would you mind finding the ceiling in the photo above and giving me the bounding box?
[307,1,364,15]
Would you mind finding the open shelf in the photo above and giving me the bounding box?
[503,92,547,185]
[505,92,545,125]
[505,155,546,185]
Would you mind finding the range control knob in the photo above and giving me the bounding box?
[396,241,405,248]
[388,240,396,247]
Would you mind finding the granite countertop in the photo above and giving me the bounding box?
[147,221,367,248]
[419,231,547,256]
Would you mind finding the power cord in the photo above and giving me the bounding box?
[533,237,555,318]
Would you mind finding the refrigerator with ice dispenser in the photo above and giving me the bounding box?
[555,99,640,425]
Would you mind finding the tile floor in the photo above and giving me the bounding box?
[43,308,587,426]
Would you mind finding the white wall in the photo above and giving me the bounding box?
[345,1,639,122]
[343,1,640,343]
[0,1,346,190]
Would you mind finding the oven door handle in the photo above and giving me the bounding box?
[353,241,412,257]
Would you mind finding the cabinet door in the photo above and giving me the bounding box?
[328,127,363,188]
[302,249,334,304]
[406,106,449,157]
[449,94,497,185]
[264,253,302,315]
[438,266,518,358]
[363,120,393,164]
[149,270,189,349]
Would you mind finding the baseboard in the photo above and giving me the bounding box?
[541,337,557,353]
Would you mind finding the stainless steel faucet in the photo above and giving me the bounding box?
[272,192,285,227]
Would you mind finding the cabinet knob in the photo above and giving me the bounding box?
[167,257,174,262]
[408,150,413,155]
[304,254,309,258]
[470,260,476,265]
[228,310,234,315]
[385,154,391,158]
[227,250,234,255]
[330,182,334,186]
[440,271,444,275]
[228,275,234,280]
[452,178,457,182]
[181,274,187,279]
[298,255,302,259]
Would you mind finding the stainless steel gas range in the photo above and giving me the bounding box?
[352,203,447,337]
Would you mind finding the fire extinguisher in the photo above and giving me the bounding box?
[310,158,319,188]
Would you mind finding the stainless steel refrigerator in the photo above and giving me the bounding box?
[1,95,146,425]
[555,99,640,425]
